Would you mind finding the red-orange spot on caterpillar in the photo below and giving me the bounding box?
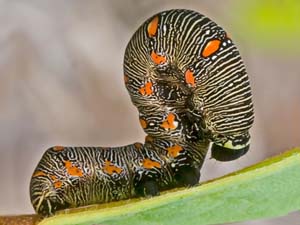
[151,51,167,64]
[64,161,83,177]
[147,16,159,37]
[202,39,221,58]
[142,158,161,169]
[145,135,154,143]
[134,142,142,149]
[32,171,46,177]
[139,82,153,95]
[167,145,183,158]
[124,75,129,84]
[160,113,177,130]
[50,175,57,181]
[54,180,63,189]
[53,146,64,151]
[139,118,147,129]
[103,160,122,175]
[49,175,63,189]
[185,69,196,87]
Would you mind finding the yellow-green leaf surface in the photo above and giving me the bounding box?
[39,147,300,225]
[232,0,300,53]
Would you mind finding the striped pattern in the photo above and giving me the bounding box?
[30,140,209,216]
[31,145,141,215]
[30,9,253,216]
[124,9,254,147]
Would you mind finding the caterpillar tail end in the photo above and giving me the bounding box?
[30,176,69,216]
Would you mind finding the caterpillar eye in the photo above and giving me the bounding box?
[211,141,250,161]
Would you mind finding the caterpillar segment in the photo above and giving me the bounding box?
[31,139,209,216]
[30,9,253,216]
[124,9,253,161]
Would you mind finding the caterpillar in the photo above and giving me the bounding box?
[30,9,254,216]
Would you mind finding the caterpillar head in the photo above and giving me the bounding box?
[211,132,250,161]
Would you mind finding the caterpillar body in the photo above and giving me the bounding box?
[30,9,254,216]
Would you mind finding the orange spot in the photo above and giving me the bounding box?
[54,180,63,189]
[33,171,46,177]
[167,145,183,157]
[151,51,167,64]
[202,39,221,58]
[103,160,122,175]
[124,75,129,84]
[145,135,154,142]
[50,175,57,181]
[185,69,196,87]
[64,161,83,177]
[53,146,64,151]
[147,16,159,37]
[134,142,142,149]
[160,113,177,130]
[139,118,147,129]
[49,175,63,189]
[139,82,153,95]
[142,158,161,169]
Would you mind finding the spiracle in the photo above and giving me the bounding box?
[30,9,254,216]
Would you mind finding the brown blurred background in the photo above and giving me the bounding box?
[0,0,299,224]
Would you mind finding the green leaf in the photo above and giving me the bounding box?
[39,147,300,225]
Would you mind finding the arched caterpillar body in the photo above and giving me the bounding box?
[30,9,254,216]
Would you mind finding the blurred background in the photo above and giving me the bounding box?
[0,0,299,224]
